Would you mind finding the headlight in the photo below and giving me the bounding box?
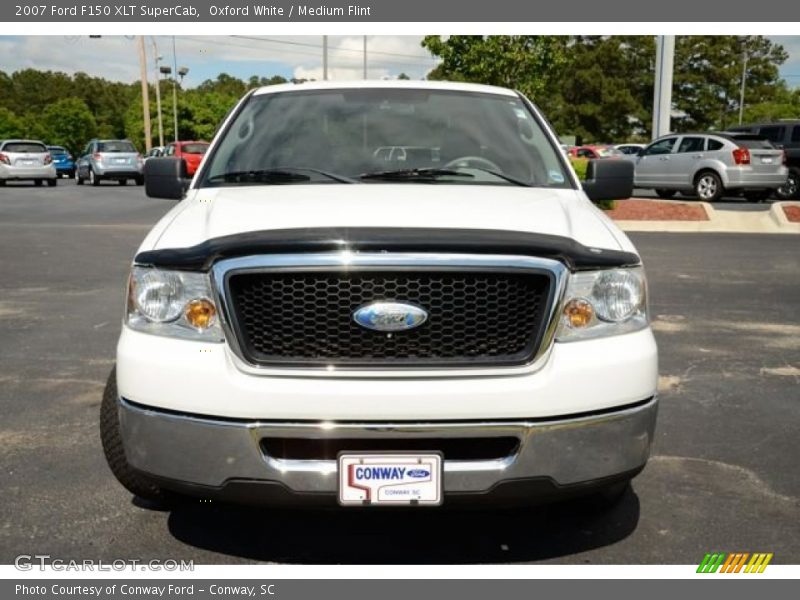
[556,267,648,342]
[126,266,224,341]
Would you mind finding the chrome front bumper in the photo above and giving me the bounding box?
[119,397,657,503]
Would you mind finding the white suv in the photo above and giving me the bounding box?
[101,82,658,509]
[0,139,57,186]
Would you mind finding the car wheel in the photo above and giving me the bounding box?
[135,176,144,186]
[75,169,83,185]
[34,179,43,187]
[47,178,57,187]
[89,168,100,186]
[118,179,127,186]
[655,189,677,199]
[776,168,799,200]
[100,367,176,506]
[694,171,723,202]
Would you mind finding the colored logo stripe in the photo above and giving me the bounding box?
[697,552,773,573]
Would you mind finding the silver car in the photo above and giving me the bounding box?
[75,139,144,186]
[634,133,788,202]
[0,139,58,186]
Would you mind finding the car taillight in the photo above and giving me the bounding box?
[93,153,102,161]
[44,153,52,165]
[732,147,750,165]
[0,153,9,165]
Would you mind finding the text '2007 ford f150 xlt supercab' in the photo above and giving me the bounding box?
[100,81,658,509]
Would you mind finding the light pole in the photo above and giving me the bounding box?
[323,35,328,81]
[137,36,152,152]
[652,35,675,139]
[739,39,749,125]
[171,36,179,143]
[159,65,173,141]
[151,37,164,148]
[363,35,367,79]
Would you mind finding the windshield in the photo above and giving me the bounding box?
[98,141,136,153]
[182,143,209,155]
[3,142,47,153]
[201,88,571,188]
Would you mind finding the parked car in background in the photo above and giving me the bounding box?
[615,143,645,159]
[727,120,800,199]
[634,132,787,202]
[144,146,164,162]
[568,145,624,160]
[0,139,57,186]
[75,139,144,186]
[47,145,76,178]
[163,141,210,176]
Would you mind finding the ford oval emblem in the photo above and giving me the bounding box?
[353,301,428,332]
[406,469,431,478]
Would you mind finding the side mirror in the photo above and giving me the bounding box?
[144,157,190,200]
[582,158,634,202]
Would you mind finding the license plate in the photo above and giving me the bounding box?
[338,453,443,506]
[22,160,34,166]
[114,158,127,164]
[761,157,773,164]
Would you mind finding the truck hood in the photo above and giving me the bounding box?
[148,185,628,252]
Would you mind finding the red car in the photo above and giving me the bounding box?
[163,141,210,176]
[568,145,624,160]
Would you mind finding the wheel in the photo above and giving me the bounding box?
[135,176,144,186]
[118,179,127,186]
[34,179,43,186]
[694,171,723,202]
[75,168,83,185]
[655,189,677,199]
[776,168,799,200]
[744,190,770,203]
[100,367,174,505]
[47,178,57,187]
[89,168,100,186]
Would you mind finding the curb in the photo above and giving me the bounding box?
[612,201,800,234]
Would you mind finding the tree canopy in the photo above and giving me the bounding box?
[423,35,797,143]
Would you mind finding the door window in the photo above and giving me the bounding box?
[644,138,677,155]
[677,137,705,153]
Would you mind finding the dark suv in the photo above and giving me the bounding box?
[728,121,800,199]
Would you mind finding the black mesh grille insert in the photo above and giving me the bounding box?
[226,269,553,367]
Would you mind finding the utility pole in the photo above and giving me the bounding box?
[652,35,675,139]
[137,36,152,152]
[172,36,179,142]
[739,39,749,125]
[323,35,328,81]
[363,35,367,79]
[151,37,164,147]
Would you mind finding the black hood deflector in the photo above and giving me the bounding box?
[134,227,640,272]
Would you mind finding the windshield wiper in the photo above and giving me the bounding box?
[207,167,357,185]
[451,166,533,187]
[360,168,474,182]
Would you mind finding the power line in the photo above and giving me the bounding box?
[230,35,436,61]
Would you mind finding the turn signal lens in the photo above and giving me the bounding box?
[563,298,594,328]
[184,298,216,330]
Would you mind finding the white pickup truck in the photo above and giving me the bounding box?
[101,81,658,509]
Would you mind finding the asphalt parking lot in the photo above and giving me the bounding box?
[1,179,798,565]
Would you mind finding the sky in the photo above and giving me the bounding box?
[1,35,799,89]
[0,35,439,86]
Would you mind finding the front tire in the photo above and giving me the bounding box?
[694,171,724,202]
[655,189,677,199]
[100,367,173,505]
[75,169,83,185]
[776,168,799,200]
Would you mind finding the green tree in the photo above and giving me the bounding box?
[0,107,25,139]
[673,36,788,131]
[40,98,97,155]
[422,36,568,103]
